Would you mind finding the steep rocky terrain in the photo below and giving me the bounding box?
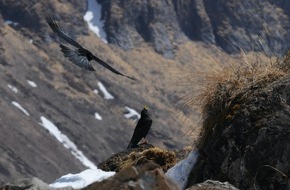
[0,0,199,184]
[186,56,290,189]
[1,0,290,188]
[99,0,290,57]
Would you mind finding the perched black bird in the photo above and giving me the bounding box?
[127,106,153,149]
[46,17,135,80]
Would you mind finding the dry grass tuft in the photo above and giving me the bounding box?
[182,51,290,148]
[119,147,176,172]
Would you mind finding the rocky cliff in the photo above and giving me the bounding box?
[99,0,290,57]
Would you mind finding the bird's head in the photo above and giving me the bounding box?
[143,105,149,110]
[141,105,150,117]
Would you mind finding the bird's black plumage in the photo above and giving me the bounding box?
[127,107,153,149]
[46,17,135,80]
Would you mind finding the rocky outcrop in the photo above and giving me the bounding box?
[98,143,190,173]
[0,146,237,190]
[4,0,290,57]
[99,0,183,58]
[84,163,179,190]
[203,0,290,56]
[187,73,290,189]
[99,0,290,57]
[0,172,239,190]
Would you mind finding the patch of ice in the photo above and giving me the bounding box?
[27,80,37,88]
[124,106,140,120]
[84,0,107,43]
[50,169,115,189]
[7,84,18,93]
[11,101,30,116]
[97,82,114,100]
[166,151,199,190]
[94,112,102,120]
[39,116,97,169]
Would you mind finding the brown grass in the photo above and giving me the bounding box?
[181,51,290,148]
[119,147,176,172]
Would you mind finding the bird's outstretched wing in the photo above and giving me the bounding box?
[59,44,95,71]
[91,55,137,80]
[47,17,136,80]
[46,17,82,49]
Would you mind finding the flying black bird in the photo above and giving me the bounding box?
[46,17,135,80]
[127,106,153,149]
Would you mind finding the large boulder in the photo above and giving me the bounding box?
[187,57,290,189]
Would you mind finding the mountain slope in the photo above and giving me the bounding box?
[0,0,201,183]
[0,0,288,185]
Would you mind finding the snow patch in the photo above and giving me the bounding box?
[98,82,114,100]
[11,101,30,116]
[39,116,97,169]
[84,0,107,43]
[5,20,18,26]
[27,80,37,88]
[93,89,99,95]
[94,112,102,120]
[50,169,115,189]
[166,151,199,190]
[124,106,140,120]
[7,84,18,93]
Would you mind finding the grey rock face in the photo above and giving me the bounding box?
[100,0,290,57]
[100,0,183,58]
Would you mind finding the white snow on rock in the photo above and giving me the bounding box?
[124,106,141,120]
[166,151,199,190]
[7,84,18,93]
[84,0,107,43]
[93,89,99,95]
[27,80,37,88]
[94,112,102,120]
[11,101,30,116]
[39,116,97,169]
[5,20,19,26]
[50,169,115,189]
[97,82,114,100]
